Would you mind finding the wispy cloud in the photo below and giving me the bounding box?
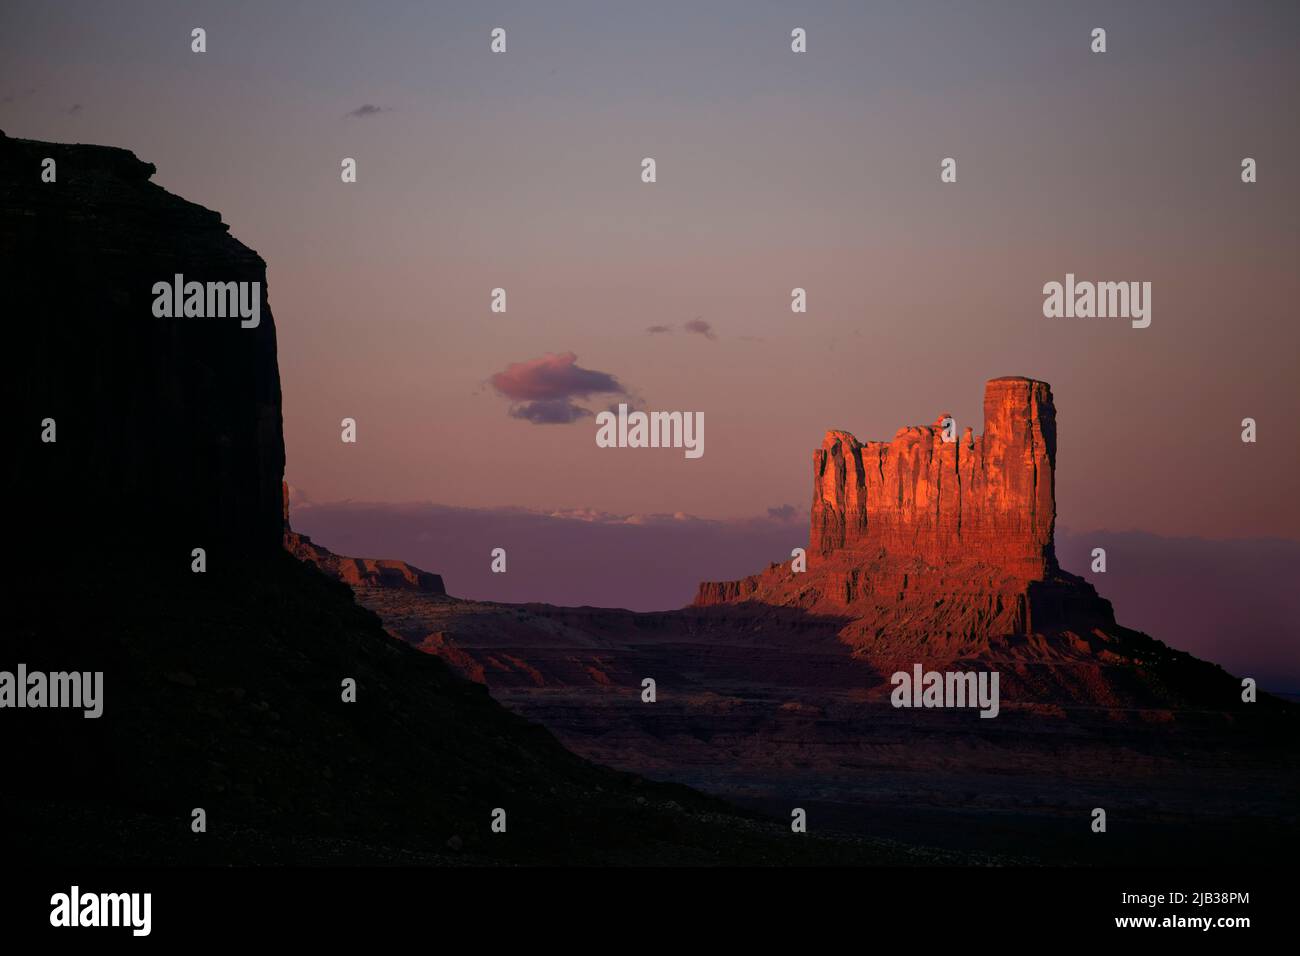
[345,104,389,118]
[646,318,718,340]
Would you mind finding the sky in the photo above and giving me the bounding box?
[3,0,1297,539]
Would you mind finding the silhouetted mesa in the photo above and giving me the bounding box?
[2,130,284,561]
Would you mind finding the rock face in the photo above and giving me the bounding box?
[811,377,1057,581]
[696,377,1113,647]
[1,130,285,560]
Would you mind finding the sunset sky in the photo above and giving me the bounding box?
[4,0,1297,539]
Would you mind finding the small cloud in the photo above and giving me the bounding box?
[491,351,625,402]
[345,104,389,118]
[508,399,593,425]
[766,504,798,522]
[66,104,82,114]
[490,351,630,425]
[683,317,717,341]
[645,324,672,335]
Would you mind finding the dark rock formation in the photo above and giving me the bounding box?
[1,130,285,561]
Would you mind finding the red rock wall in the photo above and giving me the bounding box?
[811,377,1057,580]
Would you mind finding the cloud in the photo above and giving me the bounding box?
[508,399,593,425]
[345,104,389,118]
[646,318,718,340]
[490,352,629,424]
[683,318,717,340]
[766,504,798,522]
[66,104,82,114]
[490,352,625,402]
[548,508,702,525]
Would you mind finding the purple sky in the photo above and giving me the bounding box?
[3,0,1297,540]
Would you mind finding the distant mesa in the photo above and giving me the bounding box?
[283,483,445,593]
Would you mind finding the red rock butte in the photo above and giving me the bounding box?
[697,377,1112,648]
[812,376,1057,580]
